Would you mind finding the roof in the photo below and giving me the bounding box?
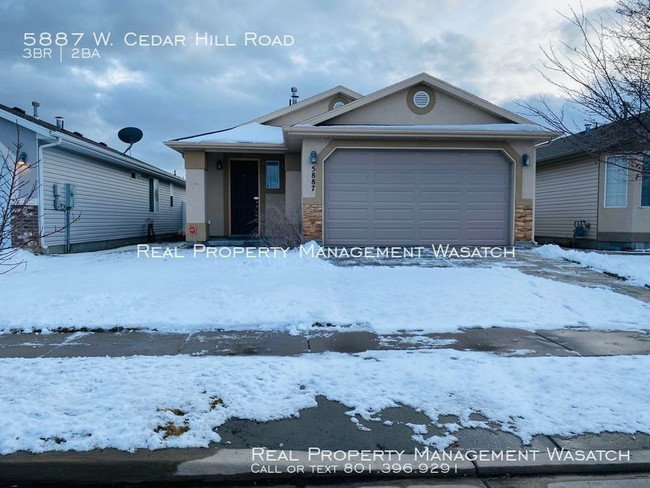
[537,112,650,163]
[251,85,362,125]
[0,102,185,186]
[301,73,536,126]
[165,123,286,153]
[171,123,284,144]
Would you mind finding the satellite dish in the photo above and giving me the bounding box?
[118,127,143,155]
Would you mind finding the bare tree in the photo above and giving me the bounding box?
[520,0,650,177]
[0,126,38,273]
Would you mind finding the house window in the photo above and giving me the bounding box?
[604,157,628,208]
[642,157,650,207]
[170,183,174,208]
[149,178,160,212]
[266,161,280,189]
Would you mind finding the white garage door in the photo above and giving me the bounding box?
[324,149,512,246]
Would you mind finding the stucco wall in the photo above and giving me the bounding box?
[325,86,510,126]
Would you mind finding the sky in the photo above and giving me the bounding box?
[0,0,616,176]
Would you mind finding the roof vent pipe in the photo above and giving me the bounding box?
[32,101,40,119]
[55,116,64,130]
[289,87,299,106]
[584,123,592,134]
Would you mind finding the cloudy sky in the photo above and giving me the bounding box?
[0,0,614,175]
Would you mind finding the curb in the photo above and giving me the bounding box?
[2,448,650,484]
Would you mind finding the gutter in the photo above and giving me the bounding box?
[285,126,559,140]
[164,141,287,153]
[37,134,62,251]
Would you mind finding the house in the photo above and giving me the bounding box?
[165,73,554,247]
[0,102,186,253]
[536,114,650,250]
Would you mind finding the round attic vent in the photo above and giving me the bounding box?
[412,90,430,109]
[332,101,345,109]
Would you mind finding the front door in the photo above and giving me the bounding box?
[230,160,258,235]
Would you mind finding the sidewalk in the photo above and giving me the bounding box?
[1,328,650,486]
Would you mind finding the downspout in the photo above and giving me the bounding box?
[37,133,62,252]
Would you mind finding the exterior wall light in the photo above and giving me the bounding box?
[216,159,223,170]
[522,154,530,166]
[310,150,318,164]
[17,152,27,165]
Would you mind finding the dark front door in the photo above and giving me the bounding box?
[230,160,258,235]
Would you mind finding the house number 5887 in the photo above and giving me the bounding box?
[311,166,316,192]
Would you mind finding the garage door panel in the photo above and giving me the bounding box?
[420,191,462,204]
[328,190,369,203]
[373,208,416,220]
[373,191,416,203]
[324,149,511,246]
[466,191,508,203]
[328,173,369,185]
[327,208,369,220]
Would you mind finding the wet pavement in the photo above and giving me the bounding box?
[327,248,650,303]
[2,327,650,359]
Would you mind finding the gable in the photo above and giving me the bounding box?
[322,84,512,126]
[303,73,533,127]
[265,92,357,127]
[252,86,361,127]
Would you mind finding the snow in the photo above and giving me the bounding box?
[177,123,284,144]
[1,246,649,333]
[293,123,548,133]
[535,245,650,287]
[1,349,649,454]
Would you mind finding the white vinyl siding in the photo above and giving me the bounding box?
[604,157,628,208]
[535,159,599,239]
[42,147,185,247]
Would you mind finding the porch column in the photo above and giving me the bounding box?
[184,151,209,241]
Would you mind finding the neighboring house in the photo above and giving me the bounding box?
[536,115,650,250]
[0,102,186,253]
[165,73,554,247]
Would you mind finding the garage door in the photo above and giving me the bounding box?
[324,149,512,246]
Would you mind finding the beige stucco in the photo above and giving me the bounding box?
[184,151,208,240]
[205,152,225,235]
[325,86,510,126]
[285,153,302,224]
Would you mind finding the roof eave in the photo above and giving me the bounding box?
[285,126,558,140]
[164,141,287,153]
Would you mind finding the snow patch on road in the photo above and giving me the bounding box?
[1,351,649,454]
[535,245,650,287]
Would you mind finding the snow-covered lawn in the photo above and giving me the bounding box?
[536,245,650,287]
[1,350,648,454]
[1,245,649,333]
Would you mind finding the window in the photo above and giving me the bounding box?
[642,157,650,207]
[149,178,159,212]
[266,161,280,189]
[169,184,174,208]
[604,157,628,208]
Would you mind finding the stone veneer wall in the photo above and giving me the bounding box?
[515,204,533,242]
[302,203,322,241]
[10,204,40,249]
